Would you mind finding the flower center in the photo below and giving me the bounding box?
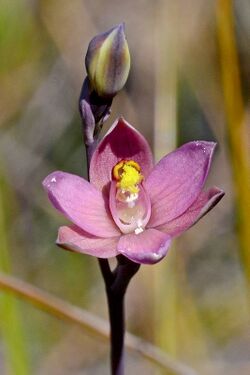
[110,160,150,234]
[113,160,143,194]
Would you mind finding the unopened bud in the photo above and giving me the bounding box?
[85,23,130,98]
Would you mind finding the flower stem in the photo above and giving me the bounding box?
[107,287,125,375]
[99,257,140,375]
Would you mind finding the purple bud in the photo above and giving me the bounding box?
[85,23,130,98]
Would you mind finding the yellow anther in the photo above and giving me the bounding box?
[113,160,126,180]
[125,160,141,172]
[113,160,143,194]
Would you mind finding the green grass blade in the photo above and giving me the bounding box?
[0,169,30,375]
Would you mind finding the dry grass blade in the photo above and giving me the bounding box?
[0,271,198,375]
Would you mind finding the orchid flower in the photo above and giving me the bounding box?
[43,118,224,265]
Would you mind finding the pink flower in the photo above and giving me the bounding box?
[43,118,224,264]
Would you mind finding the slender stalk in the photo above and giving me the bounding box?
[99,256,140,374]
[98,258,125,374]
[107,285,125,375]
[102,256,140,375]
[85,140,98,173]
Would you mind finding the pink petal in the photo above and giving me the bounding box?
[43,171,120,238]
[57,225,119,258]
[117,229,171,264]
[89,117,154,192]
[157,187,224,237]
[145,141,216,227]
[109,181,151,234]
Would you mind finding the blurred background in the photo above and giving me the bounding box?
[0,0,249,374]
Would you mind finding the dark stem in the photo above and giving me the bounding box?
[100,256,140,375]
[85,141,98,175]
[107,287,125,375]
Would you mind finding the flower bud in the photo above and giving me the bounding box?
[85,23,130,98]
